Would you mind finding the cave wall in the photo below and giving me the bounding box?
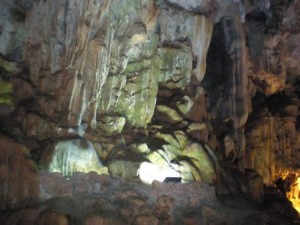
[0,0,300,215]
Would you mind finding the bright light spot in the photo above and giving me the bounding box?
[138,162,181,184]
[286,175,300,214]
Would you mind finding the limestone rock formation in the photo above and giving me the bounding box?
[44,139,105,177]
[0,0,300,224]
[0,134,38,210]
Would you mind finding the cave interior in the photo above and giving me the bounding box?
[1,0,300,224]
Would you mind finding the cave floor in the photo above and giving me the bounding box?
[0,172,299,225]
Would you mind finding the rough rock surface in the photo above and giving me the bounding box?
[0,172,297,225]
[0,134,38,210]
[0,0,300,224]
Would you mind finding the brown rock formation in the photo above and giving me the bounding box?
[0,0,300,224]
[0,134,38,210]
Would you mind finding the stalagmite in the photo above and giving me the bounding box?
[48,139,103,176]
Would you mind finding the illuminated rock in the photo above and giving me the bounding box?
[149,129,216,183]
[157,47,193,89]
[0,77,13,105]
[244,113,298,185]
[100,64,160,128]
[156,105,184,124]
[249,71,285,96]
[1,0,300,222]
[108,160,140,180]
[186,122,209,142]
[0,57,21,75]
[25,0,160,128]
[158,9,213,82]
[181,143,216,183]
[99,116,126,134]
[48,139,104,177]
[281,172,300,214]
[0,76,14,120]
[287,177,300,213]
[147,150,173,167]
[177,160,201,183]
[176,95,194,116]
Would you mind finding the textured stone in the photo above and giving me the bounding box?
[25,0,153,128]
[203,15,248,163]
[156,105,184,124]
[108,160,140,180]
[38,211,69,225]
[20,0,214,132]
[0,57,21,75]
[181,143,216,183]
[46,139,104,177]
[0,171,297,225]
[0,0,300,222]
[147,128,216,183]
[250,71,285,96]
[0,77,13,105]
[244,114,298,186]
[0,134,38,209]
[100,65,160,127]
[84,215,124,225]
[158,9,213,81]
[0,0,26,58]
[245,169,264,204]
[176,95,194,116]
[158,47,193,88]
